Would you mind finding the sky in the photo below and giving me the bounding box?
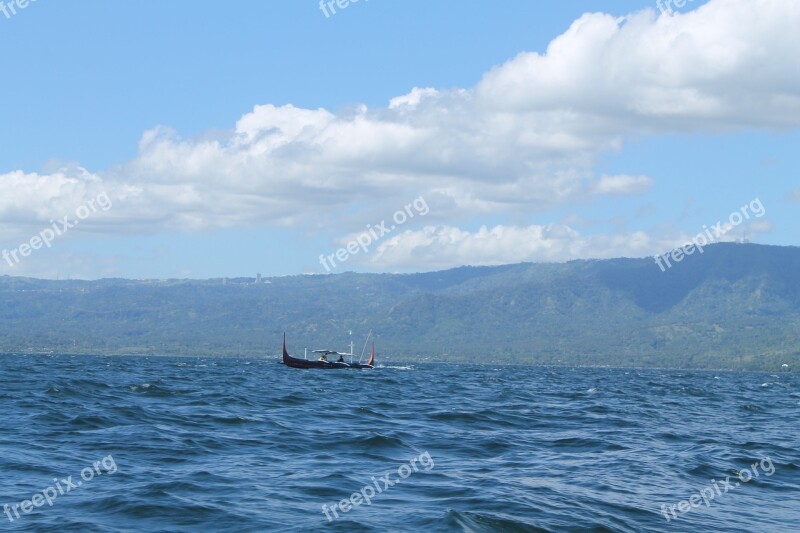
[0,0,798,279]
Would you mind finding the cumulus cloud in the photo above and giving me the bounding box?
[592,174,653,196]
[364,224,668,271]
[477,0,800,130]
[363,217,774,271]
[0,167,115,236]
[1,0,797,270]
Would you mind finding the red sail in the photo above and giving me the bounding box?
[367,340,375,367]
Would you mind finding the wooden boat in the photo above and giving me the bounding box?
[281,332,375,369]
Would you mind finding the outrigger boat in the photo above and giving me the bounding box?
[281,332,375,369]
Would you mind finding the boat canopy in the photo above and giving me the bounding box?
[311,349,352,356]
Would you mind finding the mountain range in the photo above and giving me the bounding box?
[2,242,798,371]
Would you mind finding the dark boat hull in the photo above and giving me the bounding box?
[281,333,374,370]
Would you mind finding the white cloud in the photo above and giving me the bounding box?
[363,217,775,271]
[1,0,798,271]
[592,174,653,196]
[477,0,800,130]
[389,87,439,109]
[365,224,670,271]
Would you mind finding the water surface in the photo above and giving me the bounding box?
[1,354,798,531]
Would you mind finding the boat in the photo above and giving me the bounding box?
[281,332,375,369]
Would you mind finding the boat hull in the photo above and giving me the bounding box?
[281,333,375,370]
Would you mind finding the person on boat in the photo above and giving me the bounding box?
[319,354,327,362]
[337,355,345,363]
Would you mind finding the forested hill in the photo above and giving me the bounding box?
[2,242,798,371]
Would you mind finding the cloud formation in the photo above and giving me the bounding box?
[1,0,796,271]
[366,219,774,271]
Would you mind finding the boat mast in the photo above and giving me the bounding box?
[358,330,372,364]
[349,329,354,362]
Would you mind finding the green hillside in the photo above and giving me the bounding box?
[1,242,798,371]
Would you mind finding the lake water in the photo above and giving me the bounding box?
[1,354,798,531]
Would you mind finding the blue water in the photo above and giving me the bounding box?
[0,354,798,532]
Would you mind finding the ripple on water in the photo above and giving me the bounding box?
[0,355,797,532]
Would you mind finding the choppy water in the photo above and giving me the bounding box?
[0,354,798,532]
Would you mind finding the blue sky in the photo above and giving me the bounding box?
[1,0,798,279]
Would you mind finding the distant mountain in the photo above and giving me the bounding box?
[1,243,798,371]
